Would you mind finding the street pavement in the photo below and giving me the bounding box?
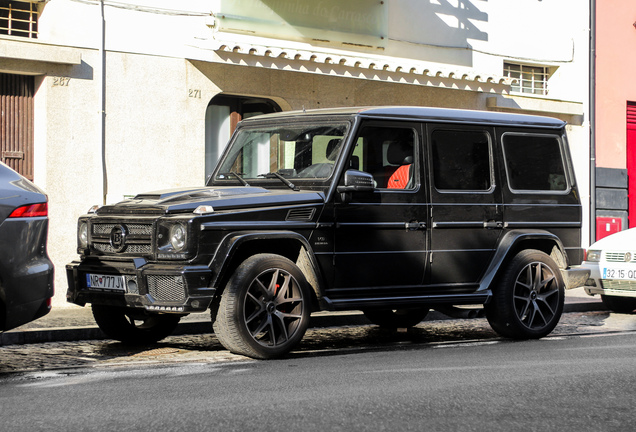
[0,288,617,375]
[0,287,604,346]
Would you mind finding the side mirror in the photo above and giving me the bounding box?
[336,170,375,193]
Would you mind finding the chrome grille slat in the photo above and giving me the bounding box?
[601,280,636,291]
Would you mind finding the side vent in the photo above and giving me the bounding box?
[286,208,316,221]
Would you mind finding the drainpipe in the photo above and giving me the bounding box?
[589,0,596,244]
[99,0,107,205]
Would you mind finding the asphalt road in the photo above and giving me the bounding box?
[1,312,635,431]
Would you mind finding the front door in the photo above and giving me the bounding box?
[426,124,503,290]
[330,121,429,302]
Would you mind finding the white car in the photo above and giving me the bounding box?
[581,228,636,313]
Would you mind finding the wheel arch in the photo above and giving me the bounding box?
[479,230,568,295]
[209,231,325,311]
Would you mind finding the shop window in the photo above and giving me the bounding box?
[0,1,39,39]
[503,62,548,95]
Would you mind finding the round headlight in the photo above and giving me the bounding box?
[169,224,186,251]
[79,222,88,248]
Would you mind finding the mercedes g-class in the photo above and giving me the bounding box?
[66,106,588,359]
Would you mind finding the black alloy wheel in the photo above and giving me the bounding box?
[213,254,311,359]
[485,249,564,339]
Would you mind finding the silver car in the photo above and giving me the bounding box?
[581,227,636,313]
[0,162,54,331]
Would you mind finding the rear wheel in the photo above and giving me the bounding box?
[363,308,429,328]
[92,305,181,345]
[601,295,636,313]
[485,249,564,339]
[213,254,311,359]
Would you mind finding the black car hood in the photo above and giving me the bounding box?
[96,186,325,215]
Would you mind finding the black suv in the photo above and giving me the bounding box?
[66,107,588,359]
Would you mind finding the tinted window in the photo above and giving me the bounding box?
[431,130,492,191]
[502,134,567,192]
[351,126,417,190]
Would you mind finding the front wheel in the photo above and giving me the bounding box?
[363,308,429,328]
[601,295,636,313]
[213,254,312,359]
[485,249,564,339]
[92,305,181,345]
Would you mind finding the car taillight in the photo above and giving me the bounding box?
[8,202,48,218]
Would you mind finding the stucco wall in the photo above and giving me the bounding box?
[595,0,636,168]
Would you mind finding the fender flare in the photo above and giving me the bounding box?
[478,229,568,293]
[208,230,327,306]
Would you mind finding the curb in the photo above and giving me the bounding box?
[0,302,606,347]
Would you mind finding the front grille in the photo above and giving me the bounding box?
[147,275,186,302]
[605,252,636,263]
[89,221,153,257]
[92,223,153,236]
[601,280,636,291]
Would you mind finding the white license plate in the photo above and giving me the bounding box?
[86,273,126,290]
[601,267,636,280]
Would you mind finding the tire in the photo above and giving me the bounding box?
[213,254,312,359]
[92,305,181,345]
[485,249,564,339]
[363,308,429,328]
[601,295,636,313]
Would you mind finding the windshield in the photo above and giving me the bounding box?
[213,122,349,183]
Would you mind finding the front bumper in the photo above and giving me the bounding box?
[66,258,215,313]
[579,261,636,298]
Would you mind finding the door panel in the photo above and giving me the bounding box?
[427,125,502,287]
[331,122,428,298]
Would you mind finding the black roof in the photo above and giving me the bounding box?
[245,106,566,129]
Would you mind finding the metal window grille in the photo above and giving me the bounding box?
[503,62,548,96]
[0,1,39,39]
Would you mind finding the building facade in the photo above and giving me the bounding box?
[0,0,590,307]
[593,0,636,240]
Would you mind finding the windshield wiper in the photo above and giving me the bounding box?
[258,172,299,191]
[219,171,250,187]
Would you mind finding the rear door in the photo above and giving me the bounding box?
[426,124,503,290]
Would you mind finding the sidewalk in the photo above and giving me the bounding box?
[0,287,605,346]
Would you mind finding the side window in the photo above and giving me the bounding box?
[352,126,417,190]
[431,130,492,191]
[502,133,567,192]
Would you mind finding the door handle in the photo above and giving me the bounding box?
[405,222,426,231]
[484,220,503,229]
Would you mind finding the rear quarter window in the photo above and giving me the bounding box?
[502,133,568,193]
